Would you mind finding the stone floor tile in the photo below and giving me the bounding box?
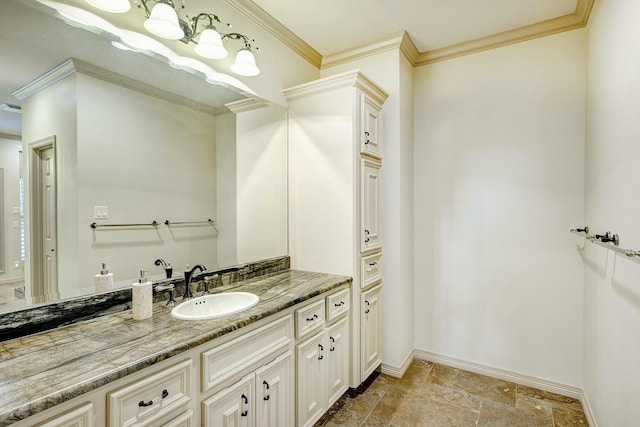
[552,406,589,427]
[379,359,434,390]
[364,386,478,427]
[414,381,483,413]
[516,392,555,418]
[426,363,517,406]
[478,399,554,427]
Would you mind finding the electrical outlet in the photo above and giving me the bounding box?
[94,206,108,219]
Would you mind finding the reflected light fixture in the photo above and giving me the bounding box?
[85,0,130,13]
[85,0,260,76]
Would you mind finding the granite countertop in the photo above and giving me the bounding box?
[0,269,352,426]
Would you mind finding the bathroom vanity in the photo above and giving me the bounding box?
[0,269,352,427]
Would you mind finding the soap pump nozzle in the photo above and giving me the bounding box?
[138,270,148,284]
[100,262,109,275]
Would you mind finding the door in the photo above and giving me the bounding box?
[360,158,382,254]
[296,331,327,427]
[29,137,57,303]
[202,373,255,427]
[255,351,293,427]
[361,284,382,381]
[327,317,349,407]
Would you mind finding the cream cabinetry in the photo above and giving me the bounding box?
[202,351,292,427]
[296,291,351,427]
[286,70,388,387]
[31,403,93,427]
[361,284,382,379]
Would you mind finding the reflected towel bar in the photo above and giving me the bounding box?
[90,221,159,229]
[164,219,219,232]
[570,227,640,264]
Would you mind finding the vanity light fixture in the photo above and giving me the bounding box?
[84,0,260,76]
[85,0,131,13]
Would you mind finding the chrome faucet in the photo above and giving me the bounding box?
[183,264,206,299]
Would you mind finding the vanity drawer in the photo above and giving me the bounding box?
[295,299,326,339]
[201,315,292,393]
[107,359,193,427]
[361,252,382,288]
[326,288,350,323]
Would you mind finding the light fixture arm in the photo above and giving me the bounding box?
[222,33,258,52]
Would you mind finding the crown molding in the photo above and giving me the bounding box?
[415,0,594,65]
[224,0,322,68]
[284,69,389,105]
[225,97,269,113]
[12,59,77,101]
[226,0,594,70]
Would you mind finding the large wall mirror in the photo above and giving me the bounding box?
[0,0,288,313]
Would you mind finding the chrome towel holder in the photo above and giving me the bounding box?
[570,226,640,263]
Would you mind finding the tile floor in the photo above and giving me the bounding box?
[316,360,589,427]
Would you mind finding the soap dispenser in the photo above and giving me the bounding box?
[95,262,114,291]
[132,270,153,320]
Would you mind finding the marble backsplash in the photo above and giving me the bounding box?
[0,256,290,342]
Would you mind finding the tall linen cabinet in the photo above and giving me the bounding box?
[285,70,388,387]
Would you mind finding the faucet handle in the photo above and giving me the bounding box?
[155,284,176,307]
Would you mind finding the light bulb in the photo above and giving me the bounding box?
[85,0,131,13]
[230,49,260,76]
[143,2,184,40]
[194,27,228,59]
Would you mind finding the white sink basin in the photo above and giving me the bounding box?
[171,292,259,321]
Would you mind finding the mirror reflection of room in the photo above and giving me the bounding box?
[0,0,287,314]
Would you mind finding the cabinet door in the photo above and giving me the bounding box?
[202,373,255,427]
[361,158,382,253]
[255,351,293,427]
[296,331,328,427]
[361,284,382,381]
[327,317,350,407]
[360,95,382,159]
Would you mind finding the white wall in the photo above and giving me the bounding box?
[584,0,640,424]
[235,104,288,263]
[413,30,586,387]
[215,112,238,268]
[0,136,23,283]
[21,74,79,303]
[321,51,415,371]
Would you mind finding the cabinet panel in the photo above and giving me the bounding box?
[296,331,328,427]
[361,284,382,380]
[327,317,350,407]
[360,158,382,254]
[360,95,382,159]
[326,288,350,322]
[255,351,293,427]
[202,373,255,427]
[34,402,93,427]
[107,359,192,427]
[360,251,382,289]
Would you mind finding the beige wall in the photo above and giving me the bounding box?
[412,29,587,387]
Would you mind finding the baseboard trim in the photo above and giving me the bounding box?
[380,349,415,378]
[581,389,598,427]
[414,349,582,400]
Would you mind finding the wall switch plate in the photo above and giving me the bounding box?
[94,206,108,219]
[12,207,20,215]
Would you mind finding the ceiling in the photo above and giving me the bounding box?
[246,0,590,66]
